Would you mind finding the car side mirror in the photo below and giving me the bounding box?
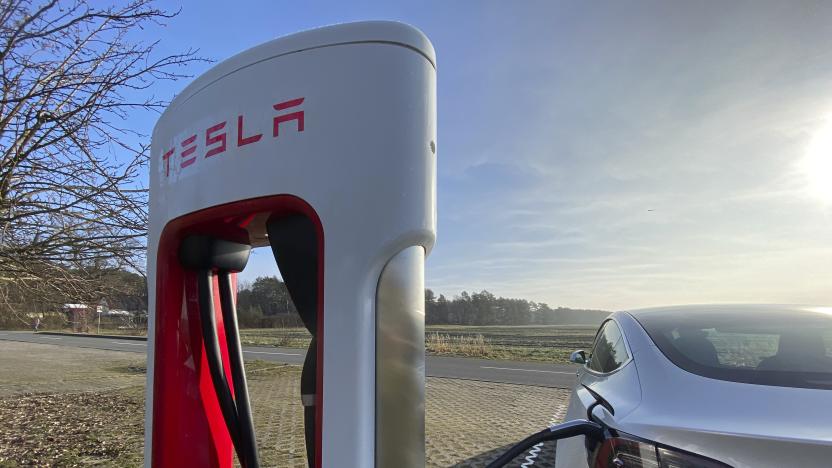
[569,349,587,365]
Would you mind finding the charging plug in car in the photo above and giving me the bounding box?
[488,392,730,468]
[485,419,604,468]
[179,235,259,468]
[486,386,612,468]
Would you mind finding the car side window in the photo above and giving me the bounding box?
[588,320,630,373]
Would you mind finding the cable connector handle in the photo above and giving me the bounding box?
[179,235,251,272]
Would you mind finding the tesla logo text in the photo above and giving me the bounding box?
[161,97,305,178]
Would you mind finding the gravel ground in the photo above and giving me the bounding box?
[0,341,570,467]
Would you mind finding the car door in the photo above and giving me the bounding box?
[557,318,642,467]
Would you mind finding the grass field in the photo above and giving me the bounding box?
[239,325,598,364]
[12,322,598,364]
[426,325,598,363]
[237,327,313,349]
[7,323,599,364]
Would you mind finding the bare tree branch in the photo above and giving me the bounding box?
[0,0,205,321]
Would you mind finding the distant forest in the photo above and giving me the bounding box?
[237,276,609,328]
[423,289,609,326]
[1,272,607,329]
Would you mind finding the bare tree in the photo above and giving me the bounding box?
[0,0,201,324]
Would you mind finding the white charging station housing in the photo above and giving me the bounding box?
[146,21,436,467]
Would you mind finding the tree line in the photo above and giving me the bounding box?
[425,289,607,326]
[236,276,302,328]
[1,270,607,329]
[0,268,148,329]
[236,276,608,328]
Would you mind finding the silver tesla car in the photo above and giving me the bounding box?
[553,305,832,468]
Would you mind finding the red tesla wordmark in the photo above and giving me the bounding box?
[205,122,227,158]
[180,135,198,168]
[161,97,306,177]
[162,148,175,177]
[273,98,305,136]
[237,115,262,147]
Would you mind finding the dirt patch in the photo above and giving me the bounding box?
[0,387,144,467]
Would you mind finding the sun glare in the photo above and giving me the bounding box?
[805,117,832,203]
[807,306,832,316]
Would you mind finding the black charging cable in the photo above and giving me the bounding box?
[485,419,603,468]
[181,236,259,468]
[197,269,245,459]
[218,271,259,467]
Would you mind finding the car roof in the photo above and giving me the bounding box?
[624,303,831,318]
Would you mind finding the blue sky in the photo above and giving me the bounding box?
[137,1,832,310]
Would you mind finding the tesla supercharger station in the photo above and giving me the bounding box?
[144,22,436,468]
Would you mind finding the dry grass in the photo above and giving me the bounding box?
[425,325,597,363]
[237,325,598,363]
[238,328,312,349]
[426,332,493,358]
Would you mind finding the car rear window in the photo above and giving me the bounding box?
[633,307,832,390]
[587,320,630,373]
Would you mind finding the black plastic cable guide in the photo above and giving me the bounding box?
[266,214,319,467]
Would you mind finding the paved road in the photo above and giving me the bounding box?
[0,331,578,388]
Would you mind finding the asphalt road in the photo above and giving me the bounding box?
[0,331,578,388]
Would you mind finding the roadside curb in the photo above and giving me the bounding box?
[37,331,148,341]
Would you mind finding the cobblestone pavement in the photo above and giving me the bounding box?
[426,379,568,467]
[248,367,570,467]
[0,340,571,467]
[246,364,309,467]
